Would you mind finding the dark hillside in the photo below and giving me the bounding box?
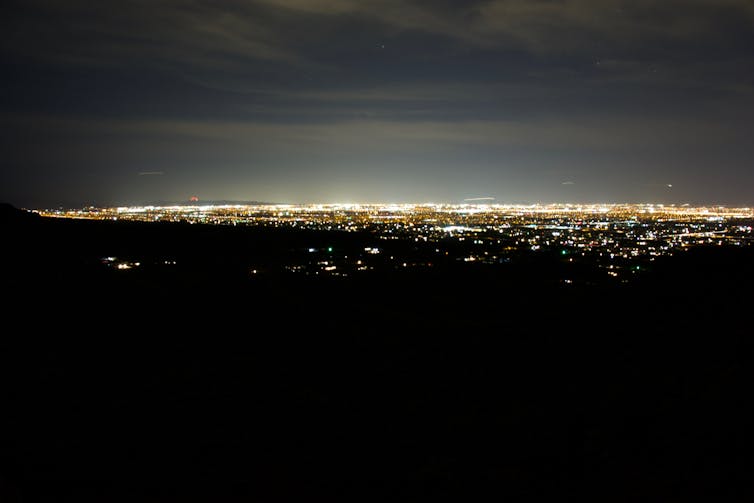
[1,207,752,502]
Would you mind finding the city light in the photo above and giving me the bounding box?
[39,202,753,283]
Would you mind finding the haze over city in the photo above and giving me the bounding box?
[3,0,754,207]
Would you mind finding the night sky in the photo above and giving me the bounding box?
[2,1,753,207]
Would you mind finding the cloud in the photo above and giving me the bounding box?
[256,0,754,55]
[8,0,753,73]
[3,0,751,126]
[3,1,301,70]
[6,112,753,205]
[25,114,742,155]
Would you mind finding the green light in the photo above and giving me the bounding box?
[328,247,333,252]
[561,250,567,255]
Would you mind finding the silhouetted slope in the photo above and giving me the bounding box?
[0,203,40,223]
[1,214,752,502]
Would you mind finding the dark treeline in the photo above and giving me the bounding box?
[1,204,752,502]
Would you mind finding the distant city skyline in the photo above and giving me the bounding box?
[26,198,754,211]
[2,1,753,207]
[37,201,754,285]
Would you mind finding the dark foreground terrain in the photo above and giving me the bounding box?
[1,205,752,501]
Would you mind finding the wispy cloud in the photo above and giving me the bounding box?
[34,115,744,154]
[258,0,754,54]
[8,1,753,72]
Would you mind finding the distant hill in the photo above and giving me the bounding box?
[0,202,40,222]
